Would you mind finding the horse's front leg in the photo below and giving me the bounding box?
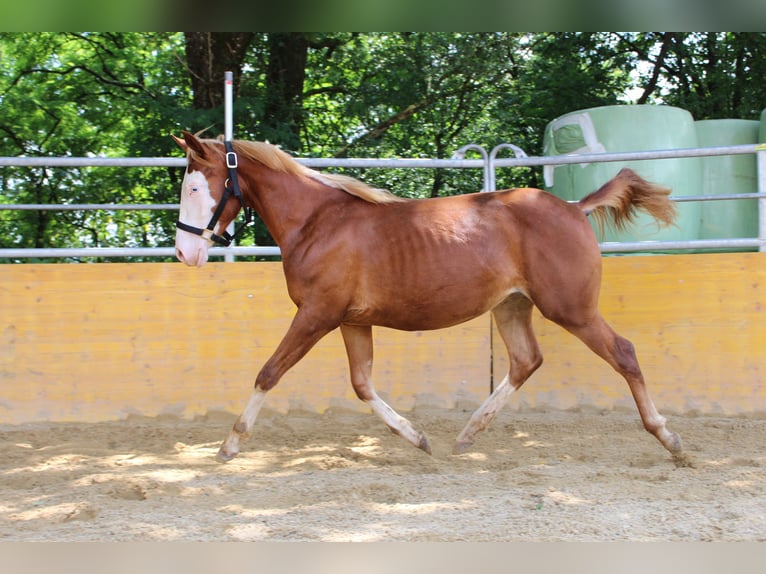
[217,309,335,462]
[340,323,431,454]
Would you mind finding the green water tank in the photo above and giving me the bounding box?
[696,119,759,248]
[543,105,702,246]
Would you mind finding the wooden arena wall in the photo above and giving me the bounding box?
[1,253,765,424]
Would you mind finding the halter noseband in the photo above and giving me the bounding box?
[176,140,252,247]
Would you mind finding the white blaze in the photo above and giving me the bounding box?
[175,170,217,267]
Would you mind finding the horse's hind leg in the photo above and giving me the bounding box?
[455,294,542,453]
[566,314,684,459]
[340,323,431,454]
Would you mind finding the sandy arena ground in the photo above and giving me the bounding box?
[1,405,765,542]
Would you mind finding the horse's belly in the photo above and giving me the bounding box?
[342,215,524,330]
[347,280,519,331]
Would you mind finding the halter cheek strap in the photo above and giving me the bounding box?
[176,212,234,246]
[176,140,253,247]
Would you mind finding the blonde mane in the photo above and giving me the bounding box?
[192,137,405,205]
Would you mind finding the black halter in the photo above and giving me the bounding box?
[176,140,252,247]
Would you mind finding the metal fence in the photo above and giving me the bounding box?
[1,142,765,260]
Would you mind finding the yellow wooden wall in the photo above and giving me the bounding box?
[1,253,765,424]
[0,262,489,424]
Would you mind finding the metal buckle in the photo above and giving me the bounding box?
[226,151,238,169]
[200,228,214,240]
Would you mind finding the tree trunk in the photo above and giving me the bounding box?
[262,33,310,150]
[637,32,674,104]
[184,32,254,110]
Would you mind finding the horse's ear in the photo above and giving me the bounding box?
[175,130,208,157]
[171,134,187,150]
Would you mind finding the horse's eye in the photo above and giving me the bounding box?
[190,187,198,193]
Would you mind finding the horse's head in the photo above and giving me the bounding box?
[172,131,242,267]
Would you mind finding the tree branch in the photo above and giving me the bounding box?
[637,32,675,104]
[333,96,434,157]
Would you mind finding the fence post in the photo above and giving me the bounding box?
[452,144,490,192]
[224,71,236,263]
[759,148,766,253]
[488,143,528,192]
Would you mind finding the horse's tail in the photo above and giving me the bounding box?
[578,168,676,236]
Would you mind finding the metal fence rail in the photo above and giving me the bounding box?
[2,143,765,259]
[0,246,282,258]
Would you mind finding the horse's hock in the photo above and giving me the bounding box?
[2,253,765,424]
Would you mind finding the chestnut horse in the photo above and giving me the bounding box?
[172,131,683,463]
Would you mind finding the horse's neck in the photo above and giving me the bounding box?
[243,164,344,248]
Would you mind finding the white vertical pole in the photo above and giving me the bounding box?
[488,143,528,192]
[224,71,234,141]
[758,149,766,253]
[224,71,235,262]
[451,144,490,191]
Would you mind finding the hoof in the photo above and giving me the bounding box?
[660,430,683,455]
[667,431,683,453]
[452,440,473,455]
[418,433,432,455]
[216,446,238,463]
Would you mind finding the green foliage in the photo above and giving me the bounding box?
[657,33,766,120]
[0,32,189,261]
